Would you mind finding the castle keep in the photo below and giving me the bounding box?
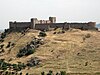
[9,17,96,31]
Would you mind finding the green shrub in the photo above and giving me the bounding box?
[60,71,67,75]
[18,62,26,70]
[17,53,23,57]
[19,72,22,75]
[4,29,10,34]
[1,33,6,39]
[41,71,45,75]
[85,33,91,38]
[17,47,35,57]
[38,31,47,37]
[53,32,56,34]
[5,71,9,75]
[0,39,4,42]
[62,30,65,33]
[0,59,26,72]
[17,37,44,58]
[6,42,11,48]
[95,72,100,75]
[12,64,18,70]
[11,43,15,47]
[26,48,35,56]
[47,70,53,75]
[2,65,7,70]
[12,63,26,71]
[27,57,40,67]
[0,44,4,49]
[11,72,15,75]
[26,73,29,75]
[56,72,59,75]
[1,62,8,70]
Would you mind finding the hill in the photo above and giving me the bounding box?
[96,24,100,28]
[0,29,100,75]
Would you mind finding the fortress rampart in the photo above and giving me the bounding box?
[9,17,96,31]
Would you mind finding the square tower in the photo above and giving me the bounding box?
[49,17,56,23]
[31,18,37,29]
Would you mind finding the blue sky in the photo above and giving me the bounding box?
[0,0,100,29]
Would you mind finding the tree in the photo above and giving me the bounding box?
[1,33,6,39]
[19,72,22,75]
[47,70,53,75]
[38,31,47,37]
[56,72,59,75]
[26,73,29,75]
[60,71,67,75]
[12,64,18,71]
[41,71,45,75]
[6,42,11,48]
[0,44,4,49]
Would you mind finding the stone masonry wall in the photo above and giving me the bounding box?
[9,22,31,29]
[9,17,96,31]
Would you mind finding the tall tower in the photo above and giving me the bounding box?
[49,17,56,23]
[88,22,96,27]
[31,18,37,29]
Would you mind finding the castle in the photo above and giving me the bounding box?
[9,17,96,31]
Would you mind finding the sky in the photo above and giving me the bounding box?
[0,0,100,29]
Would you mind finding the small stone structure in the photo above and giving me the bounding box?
[9,17,96,31]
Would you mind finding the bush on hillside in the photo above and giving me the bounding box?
[17,47,35,58]
[82,33,91,42]
[17,37,44,58]
[1,33,6,39]
[85,33,91,38]
[0,59,11,71]
[38,31,47,37]
[60,71,67,75]
[26,48,35,55]
[47,70,53,75]
[62,30,65,33]
[12,62,26,71]
[0,44,4,49]
[27,57,41,67]
[12,64,18,70]
[19,72,22,75]
[53,28,65,34]
[4,29,10,33]
[26,73,29,75]
[53,32,57,34]
[0,39,4,42]
[11,43,15,47]
[6,42,11,48]
[41,71,45,75]
[56,72,60,75]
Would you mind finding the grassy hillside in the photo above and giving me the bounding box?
[0,29,100,75]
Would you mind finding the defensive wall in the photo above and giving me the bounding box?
[9,17,96,31]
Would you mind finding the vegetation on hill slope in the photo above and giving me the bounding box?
[0,29,100,75]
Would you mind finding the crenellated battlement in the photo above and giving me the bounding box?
[9,17,96,31]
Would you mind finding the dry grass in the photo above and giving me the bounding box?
[0,29,100,75]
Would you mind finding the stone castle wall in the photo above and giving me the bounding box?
[9,17,96,31]
[9,17,56,30]
[35,23,96,30]
[9,22,31,29]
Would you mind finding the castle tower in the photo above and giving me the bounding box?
[88,22,96,27]
[9,21,16,29]
[31,18,37,29]
[49,17,56,23]
[9,22,13,29]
